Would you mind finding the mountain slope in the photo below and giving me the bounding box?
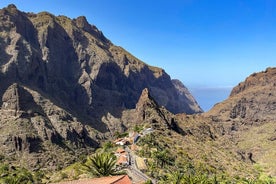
[0,4,202,118]
[46,67,276,182]
[0,4,201,171]
[133,68,276,180]
[0,83,98,170]
[207,67,276,122]
[205,67,276,177]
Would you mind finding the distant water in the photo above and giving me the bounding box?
[190,87,232,112]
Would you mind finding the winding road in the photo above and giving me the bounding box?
[125,146,156,184]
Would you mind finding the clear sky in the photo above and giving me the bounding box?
[1,0,275,111]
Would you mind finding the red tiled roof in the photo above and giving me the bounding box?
[52,175,132,184]
[116,155,128,165]
[131,144,137,151]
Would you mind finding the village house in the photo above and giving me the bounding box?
[114,138,129,146]
[115,147,129,167]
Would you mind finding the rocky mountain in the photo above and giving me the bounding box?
[115,67,276,180]
[0,4,275,182]
[207,67,276,122]
[0,4,202,118]
[0,4,202,170]
[204,67,276,177]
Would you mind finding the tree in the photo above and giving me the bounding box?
[0,166,34,184]
[83,152,120,177]
[152,149,173,168]
[166,170,185,184]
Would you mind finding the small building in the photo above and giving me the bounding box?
[114,138,129,146]
[115,147,126,156]
[128,132,140,144]
[115,147,129,167]
[116,152,129,166]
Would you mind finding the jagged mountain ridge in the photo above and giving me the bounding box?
[0,4,202,120]
[102,67,276,179]
[204,67,276,176]
[207,67,276,122]
[0,4,202,171]
[1,4,275,180]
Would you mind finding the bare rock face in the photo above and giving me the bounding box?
[0,4,202,170]
[0,83,99,170]
[118,88,179,132]
[134,88,171,129]
[0,4,201,118]
[230,67,276,96]
[207,67,276,122]
[1,83,43,117]
[204,68,276,177]
[172,79,202,114]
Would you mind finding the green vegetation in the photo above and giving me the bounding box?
[83,152,120,177]
[102,141,114,151]
[0,164,40,184]
[133,124,144,133]
[114,131,128,139]
[136,130,276,183]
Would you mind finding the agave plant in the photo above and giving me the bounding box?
[83,152,120,177]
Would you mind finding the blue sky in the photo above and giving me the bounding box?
[1,0,275,111]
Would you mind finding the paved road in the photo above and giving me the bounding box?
[125,146,156,184]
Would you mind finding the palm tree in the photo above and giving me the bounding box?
[83,152,120,177]
[166,170,185,184]
[152,149,172,168]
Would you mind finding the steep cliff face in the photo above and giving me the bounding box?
[0,83,99,170]
[230,67,276,97]
[205,67,276,176]
[0,4,202,170]
[207,67,276,122]
[0,4,202,120]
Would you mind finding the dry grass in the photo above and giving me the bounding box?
[236,121,276,176]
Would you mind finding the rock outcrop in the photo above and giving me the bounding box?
[0,4,202,120]
[205,67,276,177]
[0,4,202,170]
[0,83,99,170]
[207,67,276,123]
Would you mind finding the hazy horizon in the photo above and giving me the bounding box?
[190,86,232,112]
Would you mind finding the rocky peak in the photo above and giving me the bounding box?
[7,4,17,9]
[133,88,173,130]
[136,88,158,110]
[1,83,42,117]
[207,67,276,122]
[230,67,276,96]
[73,15,110,44]
[3,4,18,14]
[75,16,90,30]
